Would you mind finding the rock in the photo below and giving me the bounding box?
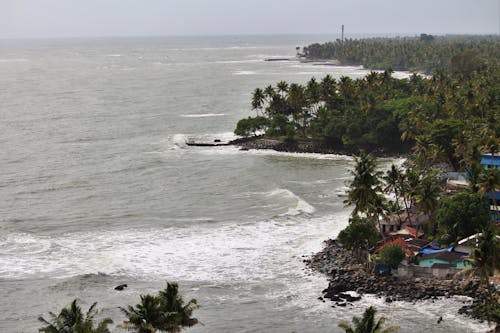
[114,284,128,291]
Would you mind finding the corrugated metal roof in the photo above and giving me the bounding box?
[481,154,500,166]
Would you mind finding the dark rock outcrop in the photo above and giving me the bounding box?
[305,239,496,308]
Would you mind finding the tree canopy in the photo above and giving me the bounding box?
[338,215,379,253]
[436,192,490,244]
[38,299,112,333]
[120,282,199,333]
[235,58,499,167]
[303,35,499,74]
[378,245,406,270]
[338,306,399,333]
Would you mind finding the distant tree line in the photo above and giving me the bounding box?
[302,35,500,74]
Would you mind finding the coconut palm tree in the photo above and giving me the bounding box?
[383,164,404,226]
[415,174,441,234]
[38,299,112,333]
[478,167,500,213]
[120,294,164,333]
[276,81,289,97]
[344,151,383,221]
[287,83,307,137]
[158,282,199,333]
[471,226,499,288]
[338,306,399,333]
[121,283,199,333]
[467,162,483,193]
[251,88,265,114]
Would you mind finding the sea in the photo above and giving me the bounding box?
[0,35,489,332]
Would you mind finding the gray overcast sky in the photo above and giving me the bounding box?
[1,0,498,39]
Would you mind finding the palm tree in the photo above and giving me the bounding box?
[466,162,483,193]
[158,282,199,333]
[478,167,500,214]
[383,165,404,226]
[320,74,337,106]
[39,299,112,333]
[415,175,441,235]
[251,88,265,114]
[120,294,164,333]
[121,283,199,333]
[276,81,289,97]
[338,306,399,333]
[467,226,499,297]
[287,83,307,137]
[264,84,275,100]
[344,151,383,222]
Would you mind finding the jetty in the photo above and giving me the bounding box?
[186,139,231,147]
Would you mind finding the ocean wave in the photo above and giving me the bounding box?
[214,59,261,64]
[265,188,315,216]
[191,144,354,161]
[233,70,257,75]
[0,212,349,281]
[180,113,226,118]
[0,58,29,63]
[171,134,188,149]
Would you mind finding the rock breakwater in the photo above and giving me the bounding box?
[305,239,496,311]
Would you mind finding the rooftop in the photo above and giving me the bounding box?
[481,154,500,167]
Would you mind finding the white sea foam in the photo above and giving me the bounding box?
[259,151,351,161]
[233,70,257,75]
[214,59,261,64]
[105,54,122,57]
[265,188,316,216]
[193,146,355,162]
[180,113,226,118]
[0,212,348,281]
[171,133,188,149]
[0,58,29,63]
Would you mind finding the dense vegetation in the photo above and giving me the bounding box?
[303,35,500,73]
[236,61,499,162]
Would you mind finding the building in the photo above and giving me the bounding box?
[419,250,469,269]
[480,154,500,222]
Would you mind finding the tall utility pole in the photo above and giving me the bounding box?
[341,24,344,42]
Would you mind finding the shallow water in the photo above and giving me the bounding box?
[0,35,490,332]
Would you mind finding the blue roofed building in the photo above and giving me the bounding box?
[480,154,500,222]
[480,154,500,169]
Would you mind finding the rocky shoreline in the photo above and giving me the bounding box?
[305,239,498,323]
[229,136,408,157]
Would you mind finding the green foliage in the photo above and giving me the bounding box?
[120,282,199,333]
[338,306,400,333]
[470,226,500,286]
[38,299,112,333]
[234,116,269,137]
[379,245,405,269]
[338,215,379,252]
[436,192,490,244]
[236,57,499,163]
[344,150,383,218]
[303,35,499,74]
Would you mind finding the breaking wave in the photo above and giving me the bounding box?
[265,188,316,216]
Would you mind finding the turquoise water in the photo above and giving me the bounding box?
[0,35,489,332]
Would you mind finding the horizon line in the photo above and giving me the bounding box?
[0,31,498,42]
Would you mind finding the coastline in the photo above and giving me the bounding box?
[229,136,409,158]
[305,239,497,324]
